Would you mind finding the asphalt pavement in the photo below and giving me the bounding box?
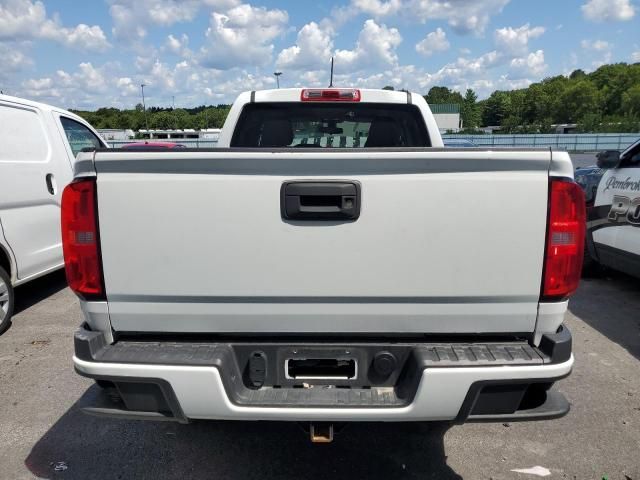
[0,267,639,480]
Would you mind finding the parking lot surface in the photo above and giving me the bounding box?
[0,268,638,480]
[570,152,598,169]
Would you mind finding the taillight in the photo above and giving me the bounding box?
[542,179,586,300]
[61,178,104,299]
[300,89,361,102]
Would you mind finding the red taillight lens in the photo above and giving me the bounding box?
[61,178,104,299]
[300,89,361,102]
[542,179,586,300]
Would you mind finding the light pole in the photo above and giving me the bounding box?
[140,84,149,132]
[274,71,282,89]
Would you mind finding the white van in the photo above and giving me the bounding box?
[0,94,106,333]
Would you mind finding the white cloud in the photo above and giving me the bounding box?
[494,24,545,56]
[17,59,207,108]
[416,50,502,90]
[411,21,549,95]
[351,0,402,16]
[415,28,450,56]
[351,0,510,34]
[334,19,402,71]
[276,22,333,70]
[581,0,635,21]
[415,23,547,88]
[632,50,640,62]
[579,40,614,69]
[199,4,288,69]
[509,50,547,78]
[0,0,110,51]
[592,51,613,69]
[116,77,138,95]
[23,76,53,91]
[165,33,191,58]
[20,62,113,104]
[0,42,32,75]
[43,23,111,52]
[64,63,110,93]
[580,39,612,51]
[108,0,239,41]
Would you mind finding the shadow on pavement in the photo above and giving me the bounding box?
[13,269,68,316]
[26,385,462,480]
[570,271,640,361]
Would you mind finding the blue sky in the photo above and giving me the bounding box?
[0,0,638,109]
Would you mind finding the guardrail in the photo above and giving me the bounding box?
[105,133,639,151]
[441,133,639,151]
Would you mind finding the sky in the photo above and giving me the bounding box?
[0,0,638,110]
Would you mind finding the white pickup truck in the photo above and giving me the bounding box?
[68,88,583,441]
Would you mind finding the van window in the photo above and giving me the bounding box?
[0,104,49,163]
[231,103,430,148]
[60,117,104,157]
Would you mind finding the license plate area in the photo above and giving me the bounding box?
[231,344,413,389]
[285,358,357,380]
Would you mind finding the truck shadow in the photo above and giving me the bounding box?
[569,271,640,361]
[13,270,68,316]
[25,385,462,480]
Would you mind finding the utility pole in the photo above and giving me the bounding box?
[274,71,282,89]
[140,84,149,132]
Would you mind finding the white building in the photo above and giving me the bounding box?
[430,104,462,133]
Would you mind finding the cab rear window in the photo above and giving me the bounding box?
[230,103,430,148]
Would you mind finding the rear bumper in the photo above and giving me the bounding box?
[73,326,573,423]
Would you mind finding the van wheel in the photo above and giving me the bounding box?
[0,266,14,335]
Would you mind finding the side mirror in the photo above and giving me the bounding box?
[596,150,620,169]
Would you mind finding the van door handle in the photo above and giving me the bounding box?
[45,174,56,195]
[281,181,361,221]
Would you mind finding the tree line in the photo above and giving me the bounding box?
[421,62,640,133]
[71,104,231,132]
[72,62,640,134]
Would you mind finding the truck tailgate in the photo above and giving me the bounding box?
[93,150,550,334]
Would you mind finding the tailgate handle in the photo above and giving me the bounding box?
[281,181,361,221]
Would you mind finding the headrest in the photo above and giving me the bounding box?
[260,119,293,147]
[365,117,402,147]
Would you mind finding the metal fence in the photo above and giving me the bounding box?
[106,133,639,152]
[441,133,639,151]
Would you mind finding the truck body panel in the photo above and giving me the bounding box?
[93,150,550,334]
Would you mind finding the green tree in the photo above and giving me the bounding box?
[558,80,602,123]
[569,69,586,80]
[460,88,480,129]
[622,84,640,116]
[425,86,463,105]
[482,91,512,126]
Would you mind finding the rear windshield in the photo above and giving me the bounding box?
[230,103,430,148]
